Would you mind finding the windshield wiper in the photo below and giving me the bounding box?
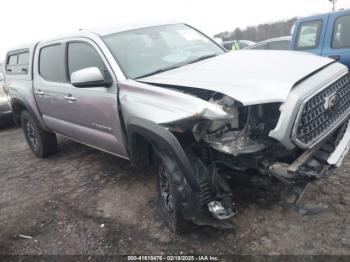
[136,54,218,79]
[186,53,218,65]
[136,64,183,79]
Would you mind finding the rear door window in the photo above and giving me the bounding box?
[39,44,67,82]
[296,20,323,49]
[332,15,350,49]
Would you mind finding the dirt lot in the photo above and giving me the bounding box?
[1,122,350,256]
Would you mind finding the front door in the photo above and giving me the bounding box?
[322,12,350,69]
[292,15,328,55]
[64,40,127,157]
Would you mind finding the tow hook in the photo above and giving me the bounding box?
[208,201,237,220]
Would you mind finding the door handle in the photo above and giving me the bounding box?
[34,90,44,96]
[64,95,76,102]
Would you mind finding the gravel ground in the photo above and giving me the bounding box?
[1,122,350,256]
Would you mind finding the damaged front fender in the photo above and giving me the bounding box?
[119,80,232,126]
[126,117,201,192]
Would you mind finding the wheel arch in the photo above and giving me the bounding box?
[11,98,46,130]
[126,117,200,192]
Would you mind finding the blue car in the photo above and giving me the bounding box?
[291,9,350,69]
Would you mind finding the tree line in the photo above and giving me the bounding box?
[214,17,298,42]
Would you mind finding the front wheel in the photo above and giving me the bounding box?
[21,111,58,158]
[156,158,191,233]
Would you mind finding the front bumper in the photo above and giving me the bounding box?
[328,120,350,167]
[270,119,350,182]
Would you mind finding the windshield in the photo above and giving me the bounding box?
[103,24,225,79]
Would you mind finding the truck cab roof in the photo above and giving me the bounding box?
[87,21,181,36]
[6,21,182,55]
[297,8,350,22]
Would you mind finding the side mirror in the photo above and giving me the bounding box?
[71,67,111,88]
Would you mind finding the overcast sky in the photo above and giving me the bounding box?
[1,0,350,59]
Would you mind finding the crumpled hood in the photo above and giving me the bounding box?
[139,50,335,105]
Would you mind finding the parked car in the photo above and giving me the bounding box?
[5,22,350,233]
[245,36,291,50]
[213,37,224,46]
[223,40,256,50]
[291,9,350,69]
[0,73,12,123]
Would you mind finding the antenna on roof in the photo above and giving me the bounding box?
[328,0,337,12]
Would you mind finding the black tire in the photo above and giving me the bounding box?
[21,111,57,158]
[155,151,208,233]
[156,156,191,233]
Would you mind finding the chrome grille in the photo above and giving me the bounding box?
[294,73,350,147]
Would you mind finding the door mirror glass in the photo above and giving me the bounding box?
[71,67,111,88]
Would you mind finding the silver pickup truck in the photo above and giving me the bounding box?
[4,22,350,233]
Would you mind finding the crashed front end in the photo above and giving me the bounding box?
[120,61,350,226]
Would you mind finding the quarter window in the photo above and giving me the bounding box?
[39,44,66,82]
[332,15,350,49]
[8,55,18,65]
[18,52,29,65]
[296,20,323,49]
[6,51,29,74]
[67,42,107,80]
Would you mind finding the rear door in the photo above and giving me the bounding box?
[321,11,350,69]
[292,14,329,55]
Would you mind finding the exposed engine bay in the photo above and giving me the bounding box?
[161,87,291,169]
[153,85,350,226]
[118,62,350,229]
[193,93,279,157]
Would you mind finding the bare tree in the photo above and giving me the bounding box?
[214,17,297,42]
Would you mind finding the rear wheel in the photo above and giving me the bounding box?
[21,111,57,158]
